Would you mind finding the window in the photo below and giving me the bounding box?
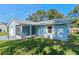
[47,26,52,33]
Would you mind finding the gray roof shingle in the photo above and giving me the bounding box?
[12,18,70,26]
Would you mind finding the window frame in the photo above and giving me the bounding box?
[47,26,52,33]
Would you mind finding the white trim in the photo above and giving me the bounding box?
[8,18,19,27]
[21,25,23,39]
[30,26,32,36]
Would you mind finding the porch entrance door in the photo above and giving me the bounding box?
[47,26,55,39]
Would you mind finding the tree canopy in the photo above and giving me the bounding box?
[26,10,46,21]
[68,5,79,27]
[26,9,64,21]
[68,5,79,17]
[47,9,64,19]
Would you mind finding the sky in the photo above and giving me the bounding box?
[0,4,76,22]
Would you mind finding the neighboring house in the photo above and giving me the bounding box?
[8,18,70,41]
[0,22,8,32]
[70,28,79,33]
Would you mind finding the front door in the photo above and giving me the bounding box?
[47,26,53,39]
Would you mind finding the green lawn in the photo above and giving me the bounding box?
[0,34,79,55]
[0,32,8,36]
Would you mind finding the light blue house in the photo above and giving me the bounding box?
[8,18,70,41]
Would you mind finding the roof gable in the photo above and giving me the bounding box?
[8,18,20,26]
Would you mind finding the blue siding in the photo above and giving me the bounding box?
[37,26,45,36]
[53,24,68,41]
[21,24,68,41]
[36,25,68,41]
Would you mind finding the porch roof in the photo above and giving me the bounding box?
[14,18,70,26]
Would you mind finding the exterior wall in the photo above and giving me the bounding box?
[37,26,46,36]
[37,24,68,41]
[53,24,68,41]
[9,20,18,37]
[9,23,31,39]
[45,26,55,39]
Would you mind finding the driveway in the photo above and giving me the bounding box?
[0,36,18,40]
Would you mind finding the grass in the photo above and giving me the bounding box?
[0,38,79,55]
[0,32,8,36]
[0,34,79,55]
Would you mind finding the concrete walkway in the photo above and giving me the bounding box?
[0,36,18,40]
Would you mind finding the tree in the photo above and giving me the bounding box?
[26,9,64,21]
[27,10,46,21]
[47,9,64,19]
[68,5,79,17]
[68,5,79,27]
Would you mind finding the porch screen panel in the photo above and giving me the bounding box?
[16,25,21,36]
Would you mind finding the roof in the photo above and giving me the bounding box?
[14,20,34,25]
[9,18,70,26]
[33,19,70,26]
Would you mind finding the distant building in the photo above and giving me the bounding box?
[0,22,8,32]
[71,28,79,33]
